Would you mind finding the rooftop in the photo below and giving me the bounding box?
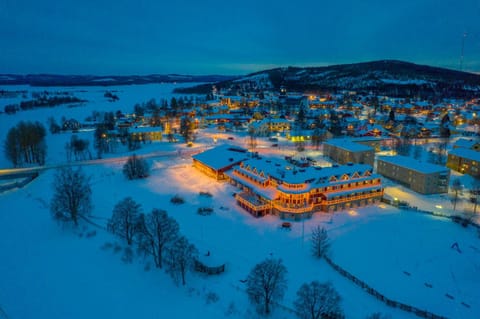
[239,157,376,185]
[324,138,374,152]
[192,144,248,171]
[377,155,449,174]
[449,148,480,161]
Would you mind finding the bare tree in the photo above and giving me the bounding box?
[469,179,480,215]
[450,178,463,211]
[247,126,257,156]
[165,236,197,286]
[137,209,179,268]
[246,258,288,315]
[311,226,330,258]
[50,167,92,226]
[108,197,142,245]
[294,281,343,319]
[123,154,150,180]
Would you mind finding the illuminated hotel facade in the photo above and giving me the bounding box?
[226,157,383,219]
[192,145,383,219]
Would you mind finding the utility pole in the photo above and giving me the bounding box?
[460,32,468,71]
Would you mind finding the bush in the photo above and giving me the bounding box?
[101,242,113,251]
[199,191,213,197]
[122,247,134,264]
[170,195,185,205]
[205,292,219,304]
[123,154,150,180]
[197,207,214,216]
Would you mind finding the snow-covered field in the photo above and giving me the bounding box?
[1,84,480,319]
[1,159,479,318]
[0,83,202,167]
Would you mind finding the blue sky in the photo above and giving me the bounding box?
[1,0,479,75]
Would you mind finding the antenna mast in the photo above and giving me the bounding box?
[460,32,467,71]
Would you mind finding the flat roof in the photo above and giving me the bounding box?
[324,139,374,152]
[377,155,448,174]
[449,148,480,162]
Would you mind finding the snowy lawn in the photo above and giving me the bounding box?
[330,206,480,318]
[1,158,421,319]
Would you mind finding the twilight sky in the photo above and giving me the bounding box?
[1,0,479,75]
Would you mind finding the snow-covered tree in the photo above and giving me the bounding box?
[246,258,288,315]
[108,197,142,245]
[311,226,330,259]
[294,281,343,319]
[50,167,92,226]
[137,209,179,268]
[165,236,197,285]
[123,154,149,180]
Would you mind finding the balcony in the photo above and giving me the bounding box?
[235,192,271,212]
[272,202,314,214]
[323,191,383,205]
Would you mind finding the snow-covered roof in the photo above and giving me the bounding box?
[324,139,374,152]
[453,138,478,149]
[192,144,248,171]
[238,157,376,186]
[377,155,448,174]
[130,126,162,134]
[449,148,480,162]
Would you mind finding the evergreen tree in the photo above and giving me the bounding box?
[179,116,193,144]
[328,112,343,136]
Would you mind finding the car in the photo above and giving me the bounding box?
[271,143,278,147]
[227,136,234,140]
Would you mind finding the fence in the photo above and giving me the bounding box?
[394,200,480,230]
[323,255,448,319]
[0,172,39,193]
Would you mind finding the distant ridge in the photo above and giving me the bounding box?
[175,60,480,98]
[0,74,236,87]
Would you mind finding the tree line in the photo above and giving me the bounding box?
[4,121,47,166]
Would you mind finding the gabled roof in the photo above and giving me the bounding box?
[192,144,248,171]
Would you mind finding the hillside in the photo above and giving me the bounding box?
[0,74,235,87]
[175,60,480,98]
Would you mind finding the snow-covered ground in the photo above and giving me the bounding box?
[1,157,480,318]
[1,84,480,319]
[0,83,202,167]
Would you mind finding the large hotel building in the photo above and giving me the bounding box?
[193,146,383,219]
